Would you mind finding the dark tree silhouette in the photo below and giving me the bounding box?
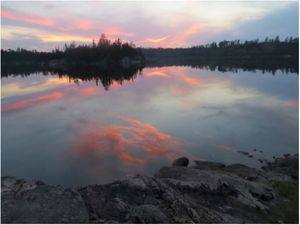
[1,34,144,65]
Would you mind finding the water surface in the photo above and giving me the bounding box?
[1,66,298,187]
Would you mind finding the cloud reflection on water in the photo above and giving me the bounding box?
[1,85,102,113]
[73,117,185,165]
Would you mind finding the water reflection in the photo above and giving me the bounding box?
[145,58,298,75]
[73,117,185,164]
[1,84,103,113]
[2,91,64,113]
[1,65,298,187]
[2,63,144,90]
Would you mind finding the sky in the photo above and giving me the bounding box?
[1,1,299,51]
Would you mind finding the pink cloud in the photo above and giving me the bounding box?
[2,8,55,27]
[105,26,136,37]
[73,19,95,30]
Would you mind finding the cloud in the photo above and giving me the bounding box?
[72,19,95,30]
[1,1,298,49]
[73,117,185,164]
[105,26,136,37]
[2,7,55,27]
[144,36,168,43]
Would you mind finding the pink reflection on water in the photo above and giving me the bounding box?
[1,91,64,112]
[285,100,299,108]
[1,85,102,113]
[73,117,185,165]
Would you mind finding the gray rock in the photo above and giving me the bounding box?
[225,164,265,181]
[193,160,226,170]
[1,177,88,223]
[172,157,189,167]
[128,204,168,223]
[237,150,249,155]
[263,154,298,181]
[2,155,298,224]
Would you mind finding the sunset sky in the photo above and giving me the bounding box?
[1,1,298,50]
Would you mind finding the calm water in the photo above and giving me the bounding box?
[1,66,298,187]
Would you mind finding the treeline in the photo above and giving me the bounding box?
[1,63,144,90]
[145,57,298,75]
[1,34,144,64]
[143,36,299,60]
[1,36,298,73]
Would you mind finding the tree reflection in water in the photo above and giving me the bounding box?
[1,58,298,91]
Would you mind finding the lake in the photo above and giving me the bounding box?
[1,66,298,187]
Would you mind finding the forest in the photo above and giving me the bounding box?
[1,36,298,72]
[143,36,298,60]
[1,34,144,65]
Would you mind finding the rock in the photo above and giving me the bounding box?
[1,177,89,223]
[193,160,226,170]
[128,204,167,223]
[237,150,249,155]
[2,154,298,224]
[225,164,266,181]
[263,155,298,181]
[172,157,189,167]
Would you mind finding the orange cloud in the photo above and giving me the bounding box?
[184,24,202,35]
[144,36,168,44]
[165,24,203,47]
[40,33,92,43]
[139,24,204,47]
[1,91,63,113]
[74,19,95,30]
[105,26,136,37]
[2,8,55,27]
[74,117,185,164]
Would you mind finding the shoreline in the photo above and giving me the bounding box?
[1,154,298,223]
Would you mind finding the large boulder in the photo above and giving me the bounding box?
[172,157,189,167]
[1,176,89,223]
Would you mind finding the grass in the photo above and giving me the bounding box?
[272,181,299,224]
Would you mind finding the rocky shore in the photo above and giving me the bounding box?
[1,154,298,223]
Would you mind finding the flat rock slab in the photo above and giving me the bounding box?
[1,176,89,223]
